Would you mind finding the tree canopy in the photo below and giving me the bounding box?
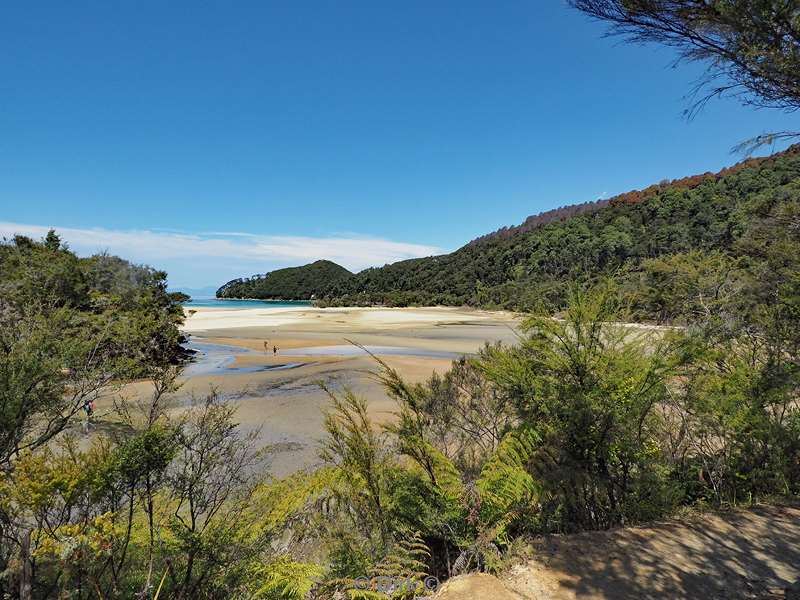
[570,0,800,149]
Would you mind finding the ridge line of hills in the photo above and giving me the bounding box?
[469,145,791,245]
[217,144,800,316]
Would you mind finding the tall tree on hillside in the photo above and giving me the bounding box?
[570,0,800,151]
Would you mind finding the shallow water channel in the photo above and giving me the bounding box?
[182,340,462,377]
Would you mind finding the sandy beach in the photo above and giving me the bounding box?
[108,305,520,476]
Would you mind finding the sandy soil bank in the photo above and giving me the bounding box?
[436,504,800,599]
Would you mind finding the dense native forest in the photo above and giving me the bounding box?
[2,141,799,597]
[325,144,800,312]
[220,145,800,321]
[216,260,353,300]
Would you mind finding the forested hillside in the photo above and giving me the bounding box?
[217,259,353,299]
[316,144,800,316]
[216,146,800,315]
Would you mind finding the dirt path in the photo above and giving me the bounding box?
[435,505,800,599]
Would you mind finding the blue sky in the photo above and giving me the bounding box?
[1,1,797,289]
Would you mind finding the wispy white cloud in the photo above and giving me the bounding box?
[0,222,443,282]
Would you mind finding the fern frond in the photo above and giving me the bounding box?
[251,467,342,538]
[400,440,465,501]
[249,555,324,599]
[477,426,541,533]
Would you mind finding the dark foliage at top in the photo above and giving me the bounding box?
[216,259,353,299]
[571,0,800,113]
[570,0,800,152]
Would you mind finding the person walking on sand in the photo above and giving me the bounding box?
[82,399,95,433]
[264,340,269,354]
[273,345,278,356]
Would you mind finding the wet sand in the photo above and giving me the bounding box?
[109,306,521,476]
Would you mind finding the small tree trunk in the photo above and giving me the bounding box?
[20,529,32,600]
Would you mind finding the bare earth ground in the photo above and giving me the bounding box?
[435,504,800,600]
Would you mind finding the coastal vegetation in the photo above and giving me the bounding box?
[4,262,800,597]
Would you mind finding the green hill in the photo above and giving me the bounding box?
[318,144,800,315]
[215,145,800,318]
[216,259,353,299]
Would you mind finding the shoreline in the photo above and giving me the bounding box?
[190,297,314,303]
[182,304,520,334]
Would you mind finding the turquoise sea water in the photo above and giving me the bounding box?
[185,298,312,309]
